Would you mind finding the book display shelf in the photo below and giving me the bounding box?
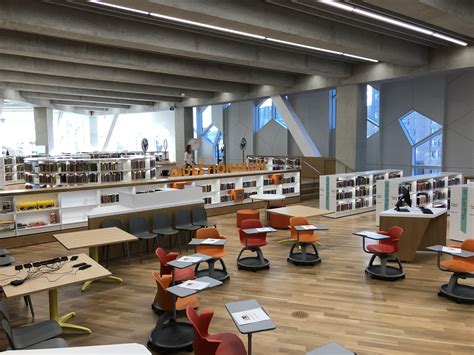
[319,169,403,218]
[375,172,463,224]
[247,156,301,171]
[0,156,25,188]
[449,184,474,242]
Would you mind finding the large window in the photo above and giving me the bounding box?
[256,98,287,130]
[366,85,380,138]
[399,110,443,175]
[193,105,224,161]
[52,110,91,154]
[0,101,35,155]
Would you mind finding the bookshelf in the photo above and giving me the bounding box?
[449,184,474,242]
[0,156,25,188]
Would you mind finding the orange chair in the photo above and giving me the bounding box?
[186,306,247,355]
[288,216,321,266]
[435,239,474,303]
[195,228,229,281]
[237,219,270,271]
[362,226,405,281]
[151,271,199,314]
[236,209,259,227]
[155,248,195,282]
[267,211,291,229]
[148,272,198,352]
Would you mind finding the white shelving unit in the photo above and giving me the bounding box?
[0,156,25,188]
[449,184,474,242]
[247,156,301,171]
[375,172,463,224]
[320,169,403,218]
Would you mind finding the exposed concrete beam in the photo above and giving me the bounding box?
[0,0,351,77]
[0,30,298,87]
[0,82,180,102]
[50,100,130,109]
[364,0,474,38]
[20,92,155,106]
[0,54,247,93]
[109,0,428,66]
[0,70,213,99]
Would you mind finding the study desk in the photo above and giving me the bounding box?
[379,207,447,262]
[225,299,275,355]
[270,205,332,218]
[3,343,151,355]
[306,343,355,355]
[0,253,110,333]
[53,227,137,291]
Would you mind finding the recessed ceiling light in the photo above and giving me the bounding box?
[320,0,467,46]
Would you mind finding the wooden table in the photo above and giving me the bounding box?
[53,227,137,291]
[0,253,110,334]
[250,193,286,210]
[270,205,333,218]
[379,208,447,262]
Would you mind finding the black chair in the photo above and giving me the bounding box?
[175,210,201,251]
[100,219,131,265]
[129,216,158,262]
[0,254,34,319]
[191,207,216,228]
[0,302,64,350]
[152,213,180,251]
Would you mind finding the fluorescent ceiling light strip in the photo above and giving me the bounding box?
[321,0,467,46]
[150,12,266,39]
[266,37,342,55]
[88,0,149,15]
[342,53,378,63]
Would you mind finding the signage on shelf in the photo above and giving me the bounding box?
[169,162,267,177]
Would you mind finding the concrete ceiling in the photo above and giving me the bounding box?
[0,0,472,112]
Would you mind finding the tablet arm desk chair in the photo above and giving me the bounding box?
[431,239,474,304]
[195,228,230,281]
[186,306,247,355]
[237,219,270,271]
[362,226,405,281]
[288,216,321,266]
[151,271,198,315]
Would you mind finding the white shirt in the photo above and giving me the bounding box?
[184,151,194,165]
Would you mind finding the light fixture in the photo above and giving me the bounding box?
[320,0,467,46]
[89,0,380,62]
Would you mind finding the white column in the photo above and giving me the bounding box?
[34,107,54,154]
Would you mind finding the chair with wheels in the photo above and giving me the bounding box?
[100,219,131,265]
[175,210,201,252]
[0,248,10,257]
[0,255,35,319]
[288,216,321,266]
[151,271,198,314]
[237,219,270,271]
[0,301,64,350]
[148,272,198,353]
[192,206,216,228]
[128,216,157,262]
[362,226,405,281]
[434,239,474,303]
[152,213,180,250]
[194,228,229,281]
[186,306,247,355]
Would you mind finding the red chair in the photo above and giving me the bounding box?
[363,226,405,281]
[237,219,270,271]
[155,247,195,283]
[186,306,247,355]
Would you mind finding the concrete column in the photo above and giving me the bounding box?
[34,107,54,154]
[89,115,98,150]
[335,85,367,172]
[175,107,193,164]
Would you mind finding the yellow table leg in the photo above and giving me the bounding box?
[49,289,91,334]
[81,246,124,292]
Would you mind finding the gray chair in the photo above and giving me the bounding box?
[129,216,158,262]
[192,207,217,228]
[175,210,201,251]
[2,319,68,350]
[0,255,34,319]
[0,249,10,257]
[152,213,180,251]
[100,219,131,265]
[0,302,63,350]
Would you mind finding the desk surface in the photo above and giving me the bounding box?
[427,245,474,258]
[380,207,446,219]
[250,194,286,201]
[2,343,151,355]
[0,253,111,298]
[242,227,277,234]
[167,276,222,298]
[188,239,227,246]
[53,227,137,250]
[306,343,354,355]
[225,299,276,335]
[167,253,212,269]
[270,205,332,217]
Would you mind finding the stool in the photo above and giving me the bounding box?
[236,209,259,227]
[268,211,291,229]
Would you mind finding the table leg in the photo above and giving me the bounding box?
[248,333,253,355]
[49,289,91,334]
[81,245,123,292]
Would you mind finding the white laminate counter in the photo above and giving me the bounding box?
[380,207,447,219]
[2,343,151,355]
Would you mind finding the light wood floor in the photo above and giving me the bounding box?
[1,200,473,354]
